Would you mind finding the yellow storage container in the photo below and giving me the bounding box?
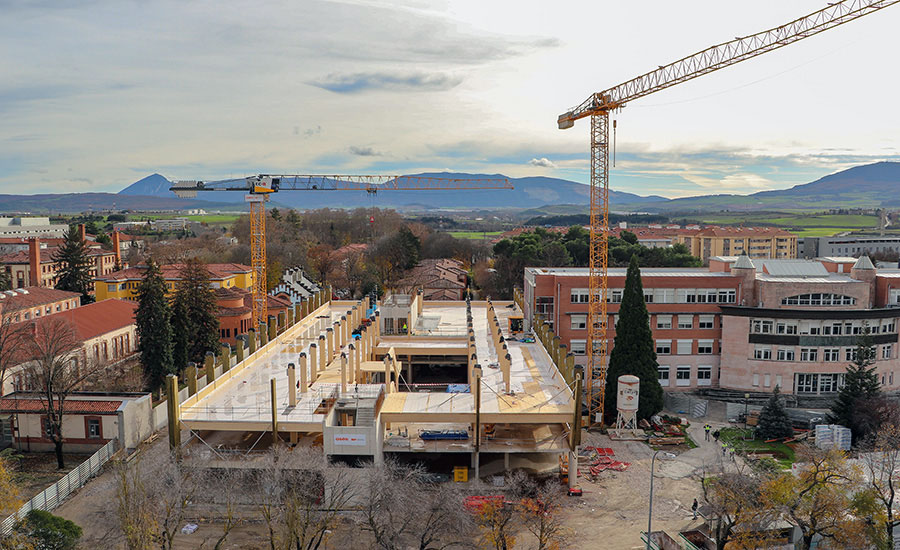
[453,466,468,482]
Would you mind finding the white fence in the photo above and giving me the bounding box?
[0,439,118,534]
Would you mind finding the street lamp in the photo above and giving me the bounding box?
[744,392,750,431]
[647,450,677,550]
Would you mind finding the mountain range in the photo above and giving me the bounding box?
[2,162,899,214]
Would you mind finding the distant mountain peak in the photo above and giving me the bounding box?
[118,173,173,196]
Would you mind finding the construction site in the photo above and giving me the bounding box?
[168,291,577,477]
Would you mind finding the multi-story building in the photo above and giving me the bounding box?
[523,254,900,397]
[2,299,139,396]
[800,234,900,259]
[0,287,81,324]
[672,226,798,262]
[0,217,68,239]
[0,234,120,289]
[93,262,253,301]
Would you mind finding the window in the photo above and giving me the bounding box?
[656,340,672,355]
[86,417,102,439]
[535,297,554,328]
[107,284,116,292]
[570,340,586,356]
[776,322,797,335]
[782,293,856,306]
[753,373,760,387]
[777,348,795,361]
[753,347,771,360]
[656,315,672,329]
[752,320,773,334]
[800,348,818,362]
[570,314,587,330]
[658,367,670,387]
[608,290,623,303]
[884,344,893,360]
[698,315,714,329]
[677,315,693,329]
[823,348,840,362]
[676,340,692,355]
[676,366,691,386]
[644,291,653,303]
[697,340,714,354]
[570,289,589,304]
[697,366,712,386]
[764,374,771,387]
[796,373,818,393]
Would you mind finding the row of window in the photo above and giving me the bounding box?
[570,288,736,305]
[8,299,78,322]
[655,339,715,355]
[657,365,713,387]
[751,319,896,335]
[753,344,893,362]
[568,314,717,331]
[781,293,856,306]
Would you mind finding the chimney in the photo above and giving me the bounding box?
[28,237,41,287]
[112,231,122,268]
[78,223,86,243]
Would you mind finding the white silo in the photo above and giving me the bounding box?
[615,375,640,431]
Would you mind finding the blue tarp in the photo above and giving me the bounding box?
[446,384,470,393]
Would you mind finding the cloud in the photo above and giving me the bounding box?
[528,157,557,168]
[308,71,462,94]
[349,145,381,157]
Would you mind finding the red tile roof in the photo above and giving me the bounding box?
[49,299,137,341]
[95,263,251,282]
[0,287,80,311]
[0,398,122,414]
[0,245,114,265]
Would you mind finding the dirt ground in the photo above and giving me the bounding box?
[7,451,92,502]
[52,414,739,549]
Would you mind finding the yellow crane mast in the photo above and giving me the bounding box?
[172,175,512,328]
[558,0,899,426]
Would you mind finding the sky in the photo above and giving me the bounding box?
[2,0,900,198]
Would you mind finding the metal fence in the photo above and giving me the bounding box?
[1,439,118,534]
[664,394,709,418]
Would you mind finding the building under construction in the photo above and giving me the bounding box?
[167,290,577,475]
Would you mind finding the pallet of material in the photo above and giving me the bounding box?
[649,436,685,445]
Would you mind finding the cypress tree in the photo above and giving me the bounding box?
[135,259,174,390]
[604,255,664,421]
[757,385,793,440]
[52,225,94,304]
[829,327,880,441]
[171,296,190,372]
[0,268,10,291]
[171,258,220,365]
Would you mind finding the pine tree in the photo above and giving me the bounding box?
[0,268,10,291]
[171,258,220,365]
[829,327,880,442]
[603,255,664,421]
[757,385,794,440]
[135,259,174,391]
[52,226,94,304]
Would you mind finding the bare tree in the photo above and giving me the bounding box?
[21,316,103,469]
[696,459,776,550]
[0,307,27,396]
[115,448,198,550]
[510,473,567,550]
[359,460,474,550]
[198,467,244,550]
[861,422,900,547]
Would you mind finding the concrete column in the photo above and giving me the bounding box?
[270,378,279,442]
[384,355,392,393]
[309,344,318,383]
[204,352,215,384]
[287,363,297,407]
[268,315,277,342]
[340,353,347,395]
[327,326,335,361]
[166,374,181,450]
[249,330,258,354]
[259,322,269,346]
[299,353,308,393]
[186,363,198,396]
[318,334,327,372]
[236,336,245,363]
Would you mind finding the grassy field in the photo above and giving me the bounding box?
[719,427,796,468]
[690,212,880,238]
[448,230,504,240]
[132,213,242,224]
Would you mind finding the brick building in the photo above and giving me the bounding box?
[0,287,81,324]
[0,230,121,289]
[523,254,900,396]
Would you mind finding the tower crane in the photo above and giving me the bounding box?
[558,0,899,426]
[171,175,512,329]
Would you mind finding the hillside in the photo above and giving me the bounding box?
[0,193,239,214]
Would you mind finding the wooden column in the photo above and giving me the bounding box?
[327,327,335,363]
[348,343,356,385]
[270,378,279,442]
[299,353,308,393]
[309,344,318,383]
[186,363,198,396]
[166,374,181,450]
[318,334,327,372]
[383,355,392,393]
[340,353,347,395]
[287,363,297,407]
[249,330,258,354]
[204,352,215,384]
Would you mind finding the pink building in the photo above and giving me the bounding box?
[524,254,900,396]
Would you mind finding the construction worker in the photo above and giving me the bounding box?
[704,424,711,441]
[692,498,699,520]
